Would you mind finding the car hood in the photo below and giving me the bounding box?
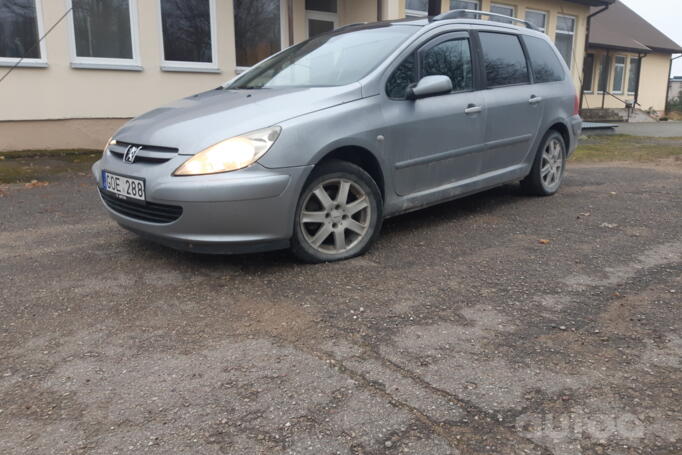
[114,84,363,155]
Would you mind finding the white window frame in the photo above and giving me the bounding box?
[524,8,547,33]
[234,0,288,73]
[490,3,515,23]
[612,54,626,95]
[449,0,480,19]
[305,10,338,39]
[65,0,141,70]
[450,0,480,11]
[555,13,576,69]
[0,0,48,67]
[627,56,638,95]
[405,9,427,18]
[596,53,608,94]
[157,0,219,73]
[405,0,428,17]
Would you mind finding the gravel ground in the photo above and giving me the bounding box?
[0,160,680,455]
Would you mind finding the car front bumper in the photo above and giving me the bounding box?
[92,152,313,254]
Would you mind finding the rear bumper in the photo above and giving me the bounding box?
[92,156,313,254]
[567,114,582,157]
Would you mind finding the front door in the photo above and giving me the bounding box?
[382,32,487,196]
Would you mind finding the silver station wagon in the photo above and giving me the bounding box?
[93,10,582,263]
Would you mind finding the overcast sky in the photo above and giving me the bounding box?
[619,0,682,76]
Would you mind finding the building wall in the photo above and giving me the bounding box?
[582,48,672,112]
[1,0,235,122]
[637,53,672,112]
[0,118,128,152]
[340,0,378,24]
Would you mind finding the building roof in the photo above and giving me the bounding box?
[589,1,682,54]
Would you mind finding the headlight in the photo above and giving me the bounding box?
[173,126,281,176]
[103,137,116,156]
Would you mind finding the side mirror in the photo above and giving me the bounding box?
[406,75,453,100]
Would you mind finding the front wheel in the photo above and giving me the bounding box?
[521,131,566,196]
[291,160,383,263]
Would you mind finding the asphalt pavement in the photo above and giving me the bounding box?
[611,121,682,137]
[0,160,680,454]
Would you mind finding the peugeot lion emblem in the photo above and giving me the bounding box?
[124,145,142,164]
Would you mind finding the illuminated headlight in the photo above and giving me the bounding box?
[173,126,281,176]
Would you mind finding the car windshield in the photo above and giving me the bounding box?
[228,24,419,89]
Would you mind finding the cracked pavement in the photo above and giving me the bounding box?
[0,161,681,454]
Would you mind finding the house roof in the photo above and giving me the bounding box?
[589,1,682,54]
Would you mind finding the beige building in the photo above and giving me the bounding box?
[581,1,682,115]
[1,0,610,151]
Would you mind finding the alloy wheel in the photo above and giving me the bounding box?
[540,138,564,192]
[299,178,371,254]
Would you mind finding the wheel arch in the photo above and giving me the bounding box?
[313,145,386,200]
[547,121,571,151]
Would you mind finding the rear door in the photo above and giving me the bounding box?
[382,31,487,196]
[476,31,543,173]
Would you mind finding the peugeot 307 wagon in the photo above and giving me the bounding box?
[93,10,582,263]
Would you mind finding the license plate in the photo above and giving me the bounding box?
[102,171,145,201]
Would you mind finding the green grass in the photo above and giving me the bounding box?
[0,149,99,184]
[0,149,99,160]
[571,134,682,163]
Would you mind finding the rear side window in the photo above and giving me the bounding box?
[478,32,529,87]
[422,39,473,92]
[523,36,565,83]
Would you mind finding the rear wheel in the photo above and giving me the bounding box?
[521,130,566,196]
[291,160,382,263]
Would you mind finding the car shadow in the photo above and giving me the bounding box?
[127,183,527,269]
[381,183,526,236]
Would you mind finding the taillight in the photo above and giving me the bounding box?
[573,95,580,116]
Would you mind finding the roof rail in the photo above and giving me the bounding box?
[432,9,539,31]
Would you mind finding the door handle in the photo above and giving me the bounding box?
[529,95,543,105]
[464,104,482,114]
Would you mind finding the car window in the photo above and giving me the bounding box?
[386,53,417,99]
[229,24,418,89]
[422,39,472,92]
[478,32,529,87]
[523,35,564,83]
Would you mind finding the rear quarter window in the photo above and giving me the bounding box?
[478,32,529,87]
[523,35,565,83]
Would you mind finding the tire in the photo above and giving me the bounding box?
[521,130,567,196]
[291,160,383,263]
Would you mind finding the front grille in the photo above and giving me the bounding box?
[109,142,178,164]
[99,188,182,223]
